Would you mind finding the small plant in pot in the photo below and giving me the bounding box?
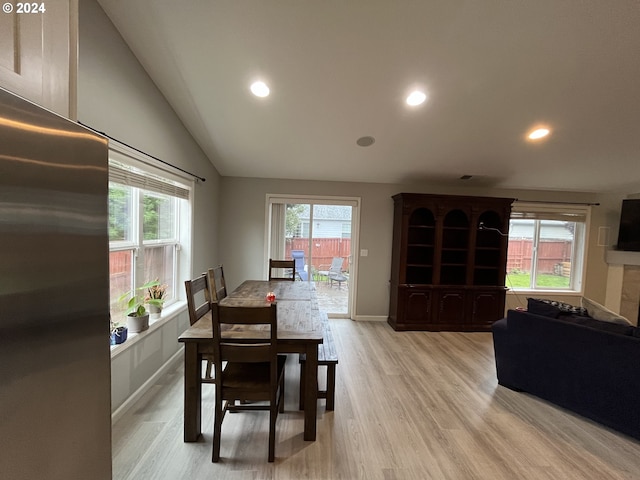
[110,317,128,345]
[118,280,161,333]
[145,279,167,319]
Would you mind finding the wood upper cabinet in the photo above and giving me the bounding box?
[0,0,78,118]
[388,193,514,331]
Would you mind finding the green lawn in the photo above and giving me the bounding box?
[506,273,570,289]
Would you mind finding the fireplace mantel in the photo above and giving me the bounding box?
[606,250,640,266]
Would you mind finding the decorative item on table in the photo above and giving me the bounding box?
[145,279,167,319]
[266,291,276,302]
[117,279,161,333]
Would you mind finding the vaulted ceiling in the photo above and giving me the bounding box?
[97,1,640,193]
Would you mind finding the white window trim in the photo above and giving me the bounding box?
[507,202,591,295]
[108,141,194,325]
[265,194,361,319]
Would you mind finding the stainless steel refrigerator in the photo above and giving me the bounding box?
[0,87,112,479]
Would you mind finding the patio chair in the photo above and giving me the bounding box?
[291,250,308,281]
[326,257,348,289]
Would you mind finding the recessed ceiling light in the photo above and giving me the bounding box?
[527,127,551,140]
[250,81,270,97]
[406,90,427,106]
[356,136,375,147]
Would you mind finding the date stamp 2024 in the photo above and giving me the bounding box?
[3,3,47,14]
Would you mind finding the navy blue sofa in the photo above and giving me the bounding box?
[492,308,640,440]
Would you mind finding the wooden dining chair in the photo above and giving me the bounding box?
[268,258,296,281]
[207,265,227,302]
[184,274,215,380]
[211,302,286,462]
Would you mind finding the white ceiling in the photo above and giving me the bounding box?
[97,0,640,193]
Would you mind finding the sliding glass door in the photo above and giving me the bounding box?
[267,195,359,318]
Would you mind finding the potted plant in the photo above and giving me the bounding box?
[110,317,128,345]
[145,279,167,320]
[118,280,160,333]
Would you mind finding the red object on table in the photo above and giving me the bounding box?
[266,292,276,302]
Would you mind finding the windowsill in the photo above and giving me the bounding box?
[507,289,582,297]
[110,301,187,359]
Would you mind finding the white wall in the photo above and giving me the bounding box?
[220,176,617,318]
[78,0,221,415]
[110,307,191,418]
[79,0,220,276]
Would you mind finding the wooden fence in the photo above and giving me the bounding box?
[507,239,572,275]
[285,237,351,272]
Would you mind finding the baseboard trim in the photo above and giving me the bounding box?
[352,315,388,322]
[111,347,183,424]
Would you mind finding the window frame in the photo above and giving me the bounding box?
[506,202,590,294]
[108,143,193,324]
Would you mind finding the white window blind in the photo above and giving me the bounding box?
[109,161,190,200]
[510,202,589,222]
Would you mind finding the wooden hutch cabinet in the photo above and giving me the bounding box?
[388,193,514,331]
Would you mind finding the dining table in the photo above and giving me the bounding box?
[178,280,325,442]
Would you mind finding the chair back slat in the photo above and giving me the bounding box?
[222,344,271,363]
[217,305,276,325]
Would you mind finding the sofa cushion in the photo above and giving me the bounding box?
[581,297,631,325]
[527,298,561,318]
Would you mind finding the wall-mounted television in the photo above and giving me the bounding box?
[617,199,640,252]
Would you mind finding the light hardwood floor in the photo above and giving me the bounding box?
[112,319,640,479]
